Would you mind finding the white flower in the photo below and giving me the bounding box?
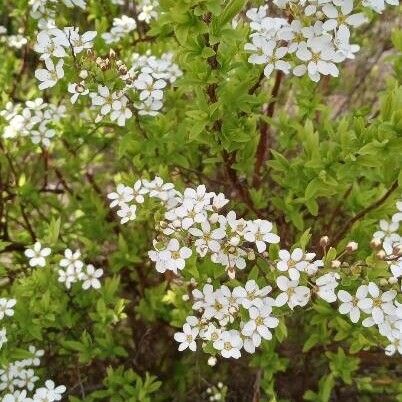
[295,36,339,81]
[189,221,225,257]
[213,330,243,359]
[362,282,396,324]
[117,203,137,224]
[134,73,167,101]
[337,286,372,323]
[157,238,192,273]
[90,85,113,115]
[34,30,67,60]
[392,201,402,222]
[82,264,103,290]
[24,242,51,267]
[322,0,367,32]
[233,280,271,309]
[34,380,66,401]
[14,368,38,391]
[244,219,280,252]
[0,328,7,349]
[30,127,55,147]
[373,219,400,243]
[68,82,89,104]
[107,184,134,208]
[110,95,132,126]
[242,305,279,340]
[35,59,64,90]
[2,390,32,402]
[135,97,163,116]
[174,323,198,351]
[59,249,84,271]
[315,272,340,303]
[276,248,308,280]
[275,275,310,309]
[27,345,44,366]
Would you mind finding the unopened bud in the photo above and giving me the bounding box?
[370,239,382,249]
[247,250,255,261]
[376,250,386,260]
[109,48,116,59]
[86,48,94,58]
[95,56,102,65]
[182,294,189,301]
[379,278,388,286]
[79,69,88,79]
[346,241,358,253]
[388,277,398,285]
[159,220,168,229]
[331,260,341,268]
[319,236,329,248]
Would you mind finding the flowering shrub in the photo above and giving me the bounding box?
[1,0,402,400]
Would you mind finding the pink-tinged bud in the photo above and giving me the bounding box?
[388,277,397,285]
[79,69,88,79]
[346,241,358,253]
[320,236,329,247]
[376,250,386,260]
[370,239,382,249]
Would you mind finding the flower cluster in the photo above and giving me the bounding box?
[29,0,86,22]
[174,281,279,358]
[0,345,66,402]
[0,99,65,147]
[108,177,280,278]
[102,15,137,44]
[108,177,401,358]
[372,200,402,281]
[245,0,399,81]
[58,248,103,290]
[0,26,27,50]
[23,243,103,291]
[34,26,96,90]
[0,298,16,350]
[337,283,401,356]
[31,16,182,126]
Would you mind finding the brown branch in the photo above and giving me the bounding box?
[332,180,399,246]
[253,70,283,188]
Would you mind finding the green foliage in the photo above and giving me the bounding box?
[0,0,401,400]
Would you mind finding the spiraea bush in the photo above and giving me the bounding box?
[0,0,402,401]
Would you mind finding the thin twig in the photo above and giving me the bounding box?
[332,180,399,246]
[253,70,283,188]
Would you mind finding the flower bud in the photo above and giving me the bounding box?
[182,294,189,301]
[376,250,386,260]
[370,239,382,249]
[247,250,255,260]
[379,278,388,286]
[331,260,341,268]
[319,236,329,247]
[109,48,116,59]
[388,277,397,285]
[79,69,88,79]
[207,356,217,367]
[346,241,358,253]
